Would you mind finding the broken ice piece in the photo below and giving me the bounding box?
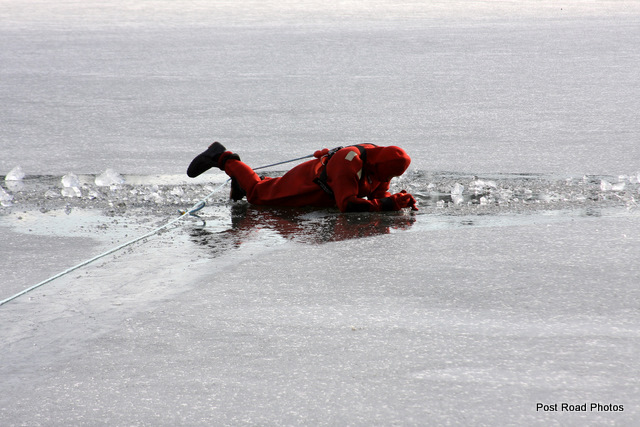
[95,169,125,187]
[0,185,13,206]
[61,187,82,198]
[451,183,464,196]
[5,166,25,181]
[61,173,81,188]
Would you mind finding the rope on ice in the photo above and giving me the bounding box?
[0,153,314,307]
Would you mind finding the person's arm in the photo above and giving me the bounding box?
[326,148,417,212]
[325,148,373,212]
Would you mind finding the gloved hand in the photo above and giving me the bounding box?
[314,148,330,158]
[381,190,418,211]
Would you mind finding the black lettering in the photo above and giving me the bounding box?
[562,403,587,411]
[536,403,557,411]
[590,402,625,412]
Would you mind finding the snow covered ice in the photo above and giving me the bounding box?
[1,1,640,426]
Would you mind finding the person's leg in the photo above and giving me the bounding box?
[187,143,332,207]
[187,142,251,201]
[222,156,263,200]
[225,157,334,208]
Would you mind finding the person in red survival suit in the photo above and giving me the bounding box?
[187,142,418,212]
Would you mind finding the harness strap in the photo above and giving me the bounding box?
[313,144,369,196]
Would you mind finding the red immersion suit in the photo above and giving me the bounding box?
[223,144,416,213]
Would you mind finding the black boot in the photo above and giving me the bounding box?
[187,142,227,177]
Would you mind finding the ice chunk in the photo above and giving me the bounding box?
[612,182,626,191]
[451,195,464,205]
[144,192,164,204]
[499,189,514,201]
[95,168,125,187]
[450,183,464,205]
[473,179,497,189]
[451,183,464,195]
[5,166,25,181]
[62,187,82,198]
[170,187,184,197]
[86,189,100,200]
[61,173,81,188]
[600,180,625,192]
[61,172,82,197]
[44,189,61,199]
[470,178,497,196]
[0,185,13,206]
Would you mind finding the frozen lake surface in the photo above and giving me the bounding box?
[1,1,640,425]
[2,1,640,177]
[2,171,638,426]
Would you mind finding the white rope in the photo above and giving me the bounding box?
[0,153,316,307]
[0,180,228,307]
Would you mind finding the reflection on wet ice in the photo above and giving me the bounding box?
[188,203,417,257]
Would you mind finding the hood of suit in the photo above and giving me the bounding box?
[366,146,411,182]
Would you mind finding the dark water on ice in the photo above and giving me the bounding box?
[2,169,637,249]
